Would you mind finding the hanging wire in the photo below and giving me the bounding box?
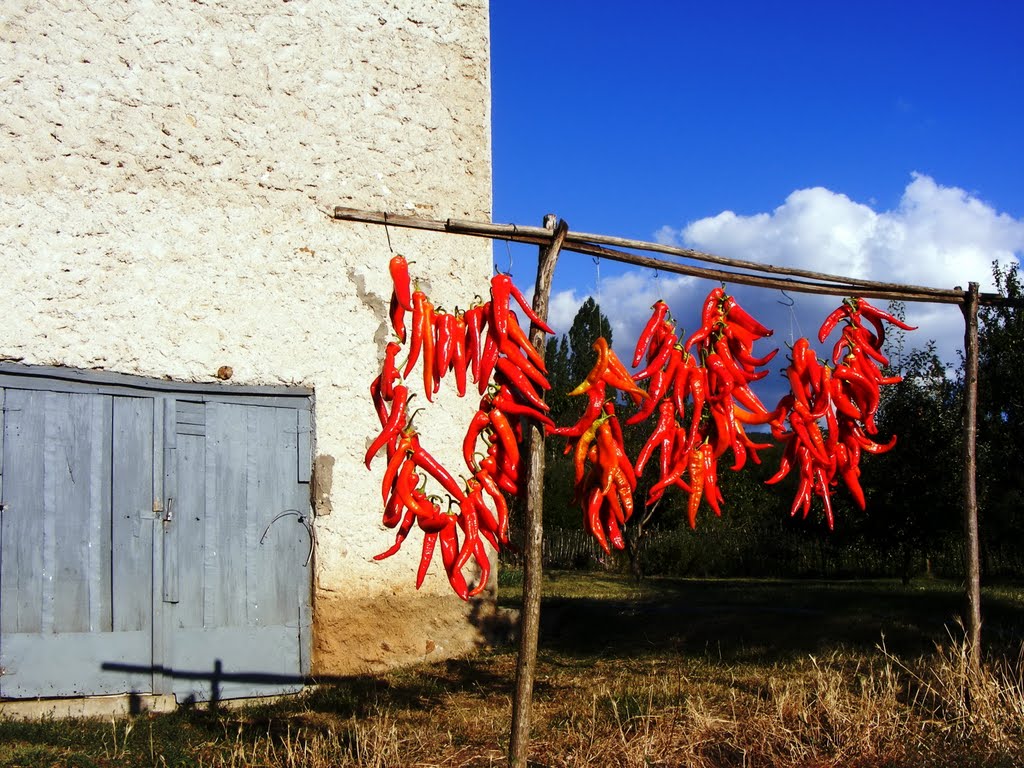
[495,226,516,275]
[777,289,801,346]
[593,256,603,333]
[383,211,394,253]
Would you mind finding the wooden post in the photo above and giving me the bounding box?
[961,281,982,671]
[508,215,566,768]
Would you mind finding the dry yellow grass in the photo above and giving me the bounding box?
[1,576,1021,767]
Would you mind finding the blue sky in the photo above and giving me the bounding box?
[489,1,1024,380]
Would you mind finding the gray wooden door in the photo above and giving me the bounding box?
[0,389,155,697]
[0,367,312,702]
[161,400,312,703]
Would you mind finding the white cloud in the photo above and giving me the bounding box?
[661,174,1024,292]
[653,173,1024,368]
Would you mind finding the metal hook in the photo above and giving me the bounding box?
[260,509,316,567]
[383,212,394,253]
[777,289,795,307]
[504,236,514,276]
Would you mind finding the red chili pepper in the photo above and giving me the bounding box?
[633,301,671,368]
[574,414,607,486]
[494,272,555,335]
[464,481,499,548]
[438,517,469,600]
[475,468,510,543]
[364,384,409,469]
[394,460,426,514]
[500,338,551,391]
[605,513,626,550]
[701,287,726,328]
[380,341,403,400]
[858,298,917,331]
[420,297,436,400]
[722,294,772,337]
[403,290,427,377]
[478,328,501,394]
[411,443,466,502]
[585,486,611,554]
[817,300,856,343]
[463,409,491,471]
[451,311,468,397]
[685,445,707,528]
[433,310,455,388]
[635,400,675,477]
[633,331,678,381]
[381,477,408,529]
[453,495,481,572]
[547,382,606,439]
[466,536,492,598]
[764,436,794,485]
[685,367,709,450]
[814,466,835,530]
[389,255,413,311]
[488,274,512,343]
[507,310,548,373]
[491,385,555,428]
[464,302,485,383]
[389,293,407,344]
[494,357,549,412]
[569,337,612,396]
[481,454,518,494]
[487,435,520,486]
[489,407,521,472]
[380,431,417,501]
[373,504,415,561]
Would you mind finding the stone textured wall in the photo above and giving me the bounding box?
[0,0,495,674]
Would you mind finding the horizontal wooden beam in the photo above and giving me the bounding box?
[331,207,1008,306]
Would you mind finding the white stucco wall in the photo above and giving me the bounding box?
[0,0,495,673]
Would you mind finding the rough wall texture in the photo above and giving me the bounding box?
[0,0,494,674]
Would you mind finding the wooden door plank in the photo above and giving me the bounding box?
[112,397,155,633]
[0,389,45,634]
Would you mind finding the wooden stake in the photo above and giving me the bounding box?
[509,215,566,768]
[961,281,982,671]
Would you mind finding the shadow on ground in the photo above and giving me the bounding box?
[534,578,1024,663]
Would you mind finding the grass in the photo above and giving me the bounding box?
[1,574,1022,767]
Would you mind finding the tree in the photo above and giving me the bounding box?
[861,342,963,582]
[974,262,1024,575]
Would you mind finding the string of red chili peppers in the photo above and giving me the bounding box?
[630,288,777,529]
[547,338,644,554]
[767,297,916,528]
[366,255,553,599]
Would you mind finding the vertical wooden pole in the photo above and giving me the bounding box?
[509,215,566,768]
[961,281,982,671]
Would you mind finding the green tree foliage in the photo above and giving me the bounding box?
[859,342,963,582]
[975,262,1024,575]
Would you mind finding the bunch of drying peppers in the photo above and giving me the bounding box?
[629,288,777,529]
[548,338,644,553]
[366,255,552,599]
[766,298,915,528]
[369,255,918,586]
